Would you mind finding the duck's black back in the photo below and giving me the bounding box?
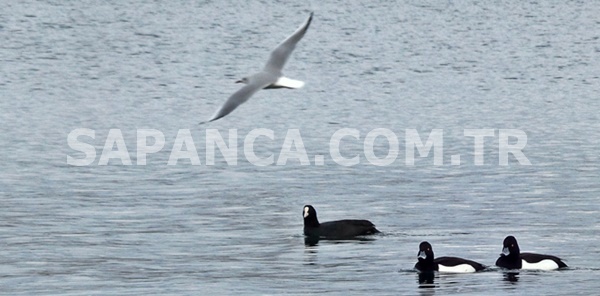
[304,219,379,238]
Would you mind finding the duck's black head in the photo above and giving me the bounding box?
[501,235,520,258]
[418,241,435,262]
[415,241,437,273]
[303,205,319,227]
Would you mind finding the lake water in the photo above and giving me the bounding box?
[1,0,599,295]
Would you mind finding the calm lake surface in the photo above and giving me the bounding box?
[1,1,599,295]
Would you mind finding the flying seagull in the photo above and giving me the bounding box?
[205,12,313,123]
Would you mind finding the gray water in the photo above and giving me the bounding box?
[1,1,599,295]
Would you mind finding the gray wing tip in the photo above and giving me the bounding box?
[200,114,221,124]
[300,12,312,30]
[206,115,221,123]
[299,12,313,34]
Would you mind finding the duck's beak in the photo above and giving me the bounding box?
[418,251,427,260]
[235,80,243,83]
[501,247,510,256]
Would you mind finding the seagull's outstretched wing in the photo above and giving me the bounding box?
[207,78,272,122]
[208,84,261,122]
[263,12,313,74]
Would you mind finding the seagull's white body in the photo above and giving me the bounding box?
[207,13,313,122]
